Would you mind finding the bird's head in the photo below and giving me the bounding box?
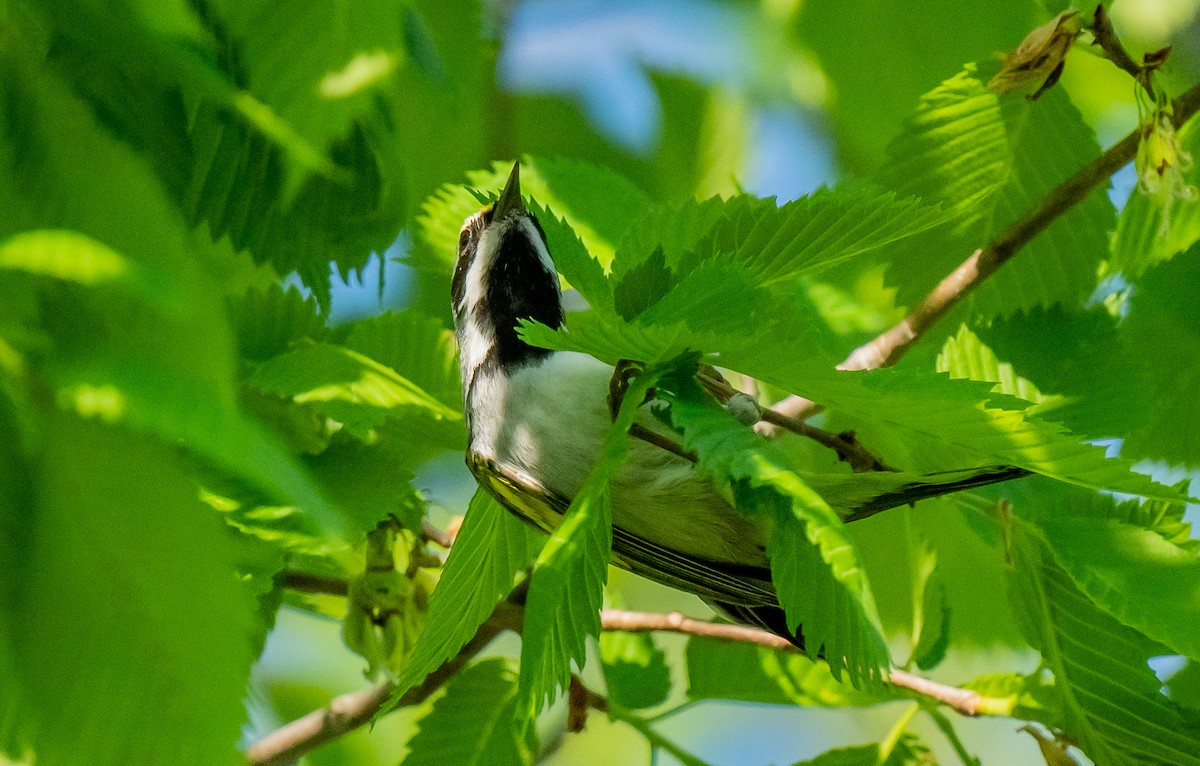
[452,163,565,388]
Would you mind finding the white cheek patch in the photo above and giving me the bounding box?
[458,221,499,383]
[456,211,563,397]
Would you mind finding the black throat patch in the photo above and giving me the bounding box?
[452,209,564,376]
[484,215,563,369]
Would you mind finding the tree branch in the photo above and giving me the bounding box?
[760,81,1200,427]
[696,367,892,472]
[243,598,525,766]
[599,609,1001,717]
[842,82,1200,371]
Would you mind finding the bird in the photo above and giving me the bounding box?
[451,162,1027,647]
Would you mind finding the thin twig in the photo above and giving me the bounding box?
[599,609,996,717]
[630,422,697,462]
[421,518,456,549]
[279,571,349,597]
[697,368,892,472]
[1088,5,1170,96]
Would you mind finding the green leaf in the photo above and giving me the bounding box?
[1166,661,1200,712]
[304,435,426,534]
[1039,517,1200,662]
[599,626,671,710]
[525,155,651,269]
[54,362,342,536]
[961,671,1063,725]
[0,229,136,285]
[790,733,934,766]
[1119,249,1200,466]
[794,0,1039,170]
[693,187,951,287]
[211,0,409,153]
[519,314,697,368]
[614,195,725,276]
[527,200,613,310]
[613,245,673,320]
[1111,117,1200,275]
[615,188,949,293]
[791,744,881,766]
[518,368,664,712]
[974,306,1145,440]
[412,158,647,278]
[1,414,255,766]
[342,310,463,410]
[876,64,1115,317]
[731,354,1181,503]
[185,105,404,304]
[400,658,536,766]
[231,284,326,362]
[248,343,460,439]
[1008,526,1200,765]
[936,324,1053,405]
[906,535,950,671]
[686,638,882,707]
[667,380,890,687]
[383,489,542,714]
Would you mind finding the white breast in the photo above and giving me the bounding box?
[468,352,767,566]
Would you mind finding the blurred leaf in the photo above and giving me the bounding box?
[248,343,460,440]
[210,0,409,152]
[790,733,934,766]
[795,0,1038,170]
[599,625,671,710]
[304,435,426,534]
[1119,249,1200,466]
[401,658,536,766]
[1,414,255,766]
[791,744,881,766]
[962,671,1063,726]
[231,284,326,361]
[686,638,882,707]
[906,536,950,671]
[184,104,405,304]
[342,310,462,409]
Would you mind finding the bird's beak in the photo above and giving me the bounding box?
[493,162,525,220]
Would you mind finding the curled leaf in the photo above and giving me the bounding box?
[988,11,1082,99]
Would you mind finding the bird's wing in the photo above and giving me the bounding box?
[809,465,1031,520]
[467,452,779,608]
